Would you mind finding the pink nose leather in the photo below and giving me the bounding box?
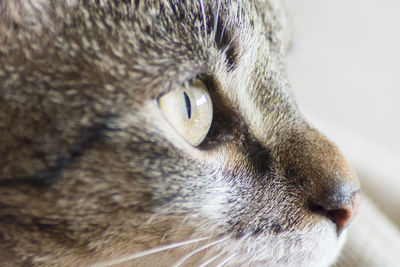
[325,191,361,233]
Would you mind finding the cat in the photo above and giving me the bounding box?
[0,0,361,266]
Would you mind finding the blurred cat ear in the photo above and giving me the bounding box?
[158,80,213,146]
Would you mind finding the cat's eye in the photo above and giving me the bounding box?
[158,80,213,146]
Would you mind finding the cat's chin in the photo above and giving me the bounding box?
[214,221,347,267]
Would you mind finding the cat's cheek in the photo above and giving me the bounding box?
[199,182,231,221]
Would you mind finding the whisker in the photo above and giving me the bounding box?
[172,236,229,267]
[198,251,225,267]
[238,0,242,22]
[199,0,208,41]
[212,0,221,43]
[91,237,209,267]
[215,253,236,267]
[145,213,158,225]
[219,22,226,43]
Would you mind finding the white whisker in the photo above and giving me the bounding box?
[213,0,221,43]
[172,236,229,267]
[145,213,158,224]
[220,37,235,58]
[199,0,208,41]
[219,22,226,43]
[198,251,225,267]
[91,237,209,267]
[215,253,236,267]
[238,0,242,22]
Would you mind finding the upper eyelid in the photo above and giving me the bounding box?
[157,76,209,99]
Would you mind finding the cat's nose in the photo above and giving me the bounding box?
[310,182,361,234]
[277,127,361,233]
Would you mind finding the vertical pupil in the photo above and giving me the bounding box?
[183,91,191,119]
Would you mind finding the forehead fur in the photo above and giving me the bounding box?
[0,0,290,92]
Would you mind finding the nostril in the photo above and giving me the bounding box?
[326,204,356,234]
[310,190,361,234]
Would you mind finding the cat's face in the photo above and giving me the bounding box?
[0,0,360,266]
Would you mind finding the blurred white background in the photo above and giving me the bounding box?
[283,0,400,224]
